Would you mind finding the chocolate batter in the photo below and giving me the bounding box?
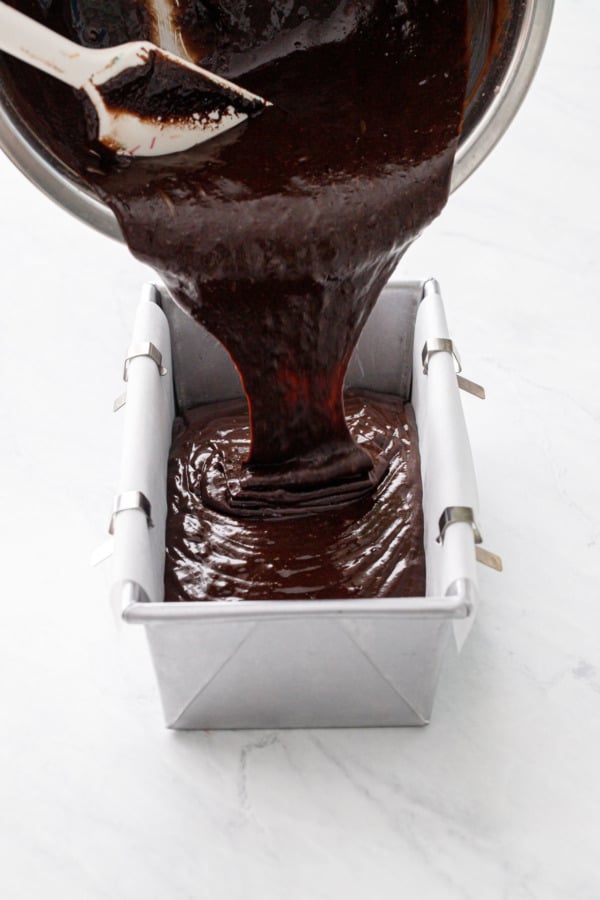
[0,0,472,598]
[166,390,425,601]
[1,0,468,480]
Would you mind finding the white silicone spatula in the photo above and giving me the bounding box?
[0,1,270,157]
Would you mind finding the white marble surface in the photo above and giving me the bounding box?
[1,3,599,898]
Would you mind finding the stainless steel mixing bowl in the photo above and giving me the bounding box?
[0,0,554,241]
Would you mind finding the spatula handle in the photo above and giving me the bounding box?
[0,2,97,88]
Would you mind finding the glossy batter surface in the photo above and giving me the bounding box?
[165,391,425,601]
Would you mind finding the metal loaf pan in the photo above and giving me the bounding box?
[110,279,482,729]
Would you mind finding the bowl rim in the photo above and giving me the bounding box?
[0,0,554,242]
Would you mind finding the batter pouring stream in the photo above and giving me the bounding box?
[1,0,470,516]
